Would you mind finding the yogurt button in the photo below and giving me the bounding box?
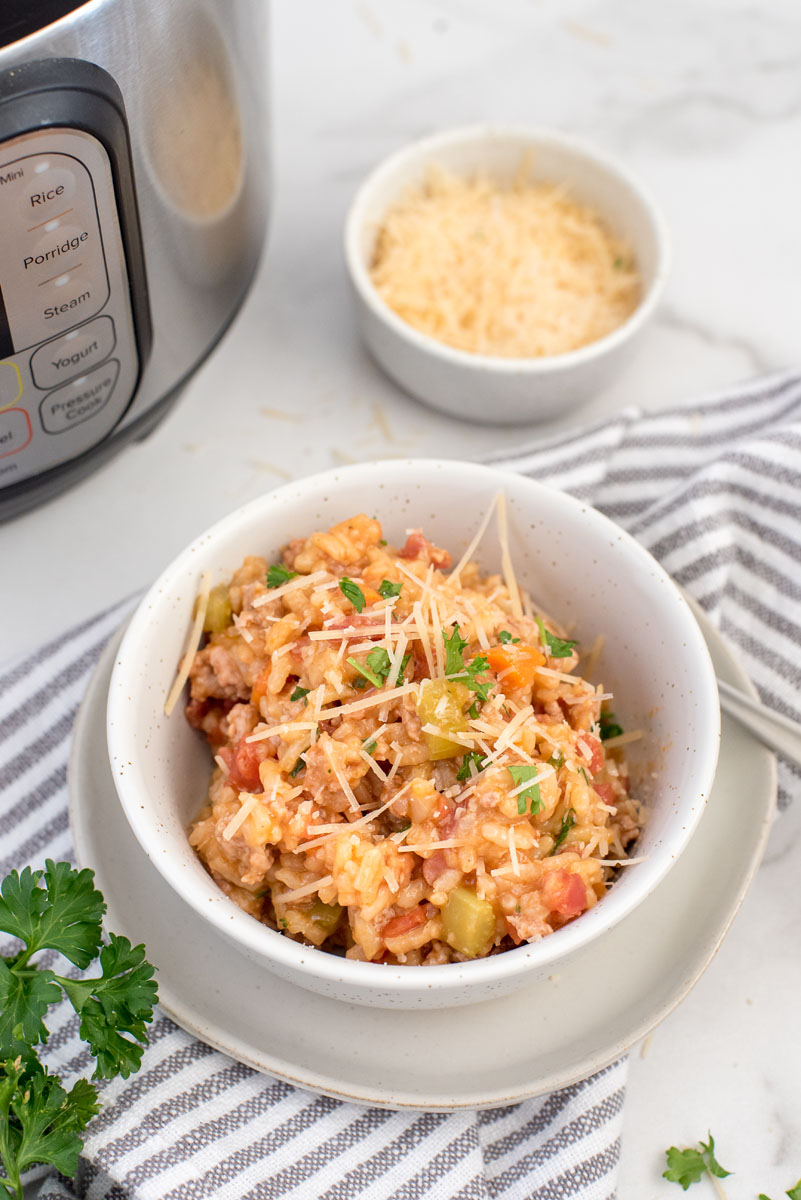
[31,316,116,390]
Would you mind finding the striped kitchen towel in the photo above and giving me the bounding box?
[2,371,800,1200]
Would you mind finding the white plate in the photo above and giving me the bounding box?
[69,614,775,1111]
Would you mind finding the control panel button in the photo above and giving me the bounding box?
[40,276,107,337]
[0,408,32,457]
[30,316,116,390]
[0,361,22,410]
[39,358,119,434]
[19,165,76,224]
[25,224,91,283]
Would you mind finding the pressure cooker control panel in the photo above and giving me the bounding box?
[0,60,151,495]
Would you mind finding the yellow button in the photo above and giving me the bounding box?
[0,362,22,412]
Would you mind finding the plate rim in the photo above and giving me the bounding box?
[68,613,776,1111]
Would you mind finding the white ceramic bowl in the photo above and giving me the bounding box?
[344,125,669,425]
[107,460,719,1009]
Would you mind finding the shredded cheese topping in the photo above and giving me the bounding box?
[164,571,211,716]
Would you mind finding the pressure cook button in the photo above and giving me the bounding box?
[39,359,119,434]
[30,316,116,390]
[19,166,76,225]
[0,409,32,458]
[0,362,22,411]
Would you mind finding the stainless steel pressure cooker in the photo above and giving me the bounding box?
[0,0,268,519]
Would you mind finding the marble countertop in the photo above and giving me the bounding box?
[5,1,801,1195]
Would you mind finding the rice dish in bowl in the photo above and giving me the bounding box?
[184,507,643,965]
[107,460,720,1008]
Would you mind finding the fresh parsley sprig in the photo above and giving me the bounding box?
[339,578,365,612]
[266,564,297,588]
[550,808,575,854]
[663,1133,731,1191]
[378,579,402,599]
[0,862,156,1199]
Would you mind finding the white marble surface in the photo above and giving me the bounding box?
[4,0,801,1195]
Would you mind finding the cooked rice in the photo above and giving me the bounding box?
[184,512,643,964]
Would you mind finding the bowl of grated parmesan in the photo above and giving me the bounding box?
[344,125,669,425]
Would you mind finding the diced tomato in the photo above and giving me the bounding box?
[585,734,605,775]
[541,870,587,919]
[382,907,427,939]
[222,736,266,792]
[398,530,453,569]
[594,782,615,806]
[487,643,545,691]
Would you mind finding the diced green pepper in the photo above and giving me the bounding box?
[279,899,343,946]
[204,584,233,633]
[441,886,496,957]
[417,679,469,760]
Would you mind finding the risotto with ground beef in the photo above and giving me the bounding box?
[184,511,642,964]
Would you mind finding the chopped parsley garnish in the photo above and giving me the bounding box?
[378,579,403,599]
[663,1133,731,1191]
[363,739,377,756]
[457,751,487,782]
[267,563,297,588]
[339,577,365,612]
[289,757,306,777]
[578,766,590,784]
[398,819,411,832]
[599,711,623,740]
[443,625,469,675]
[507,764,542,815]
[548,749,565,770]
[498,630,520,644]
[613,256,624,269]
[379,538,387,546]
[550,809,576,854]
[347,647,392,689]
[467,701,479,720]
[396,652,412,685]
[352,677,367,689]
[536,616,577,659]
[443,625,492,703]
[290,686,310,704]
[514,904,521,913]
[279,918,288,929]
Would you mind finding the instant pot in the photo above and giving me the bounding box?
[0,0,268,519]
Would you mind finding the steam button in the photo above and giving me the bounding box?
[19,166,76,224]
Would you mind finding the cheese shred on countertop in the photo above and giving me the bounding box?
[369,164,641,359]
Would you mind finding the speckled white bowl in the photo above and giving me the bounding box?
[107,460,718,1009]
[344,125,669,425]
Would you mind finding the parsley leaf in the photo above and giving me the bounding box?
[0,1059,99,1184]
[550,809,576,854]
[290,686,310,703]
[290,756,306,776]
[599,711,623,740]
[548,749,565,770]
[396,651,412,685]
[266,564,297,588]
[663,1133,731,1191]
[378,579,402,599]
[348,647,392,689]
[457,751,487,782]
[507,765,542,814]
[536,616,577,659]
[58,934,158,1080]
[498,630,520,644]
[0,959,60,1049]
[363,740,377,756]
[339,578,365,612]
[467,701,479,720]
[787,1183,801,1200]
[0,861,105,969]
[443,626,469,675]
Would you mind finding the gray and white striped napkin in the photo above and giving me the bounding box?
[3,371,800,1200]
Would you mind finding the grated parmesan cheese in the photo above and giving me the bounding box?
[164,571,211,717]
[370,164,640,359]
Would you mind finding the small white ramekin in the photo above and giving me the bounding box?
[107,460,719,1009]
[344,125,669,425]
